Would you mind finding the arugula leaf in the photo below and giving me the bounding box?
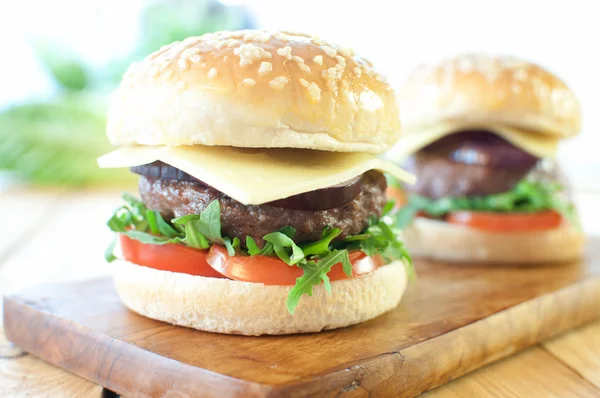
[156,212,180,238]
[195,200,225,244]
[105,237,117,262]
[300,227,341,257]
[123,230,177,245]
[107,209,128,232]
[178,218,209,249]
[146,210,160,235]
[264,230,304,265]
[224,237,240,256]
[381,200,396,217]
[246,236,275,256]
[286,250,352,314]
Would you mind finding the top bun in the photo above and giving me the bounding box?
[398,54,581,138]
[107,30,400,153]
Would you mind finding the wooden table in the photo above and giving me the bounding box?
[1,188,600,397]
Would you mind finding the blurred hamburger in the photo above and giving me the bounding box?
[98,30,415,335]
[389,54,584,264]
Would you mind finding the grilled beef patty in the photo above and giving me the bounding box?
[403,131,539,199]
[138,170,387,247]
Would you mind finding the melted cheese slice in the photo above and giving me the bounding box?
[386,123,560,161]
[98,146,416,205]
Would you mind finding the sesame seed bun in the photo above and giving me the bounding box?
[403,217,585,264]
[112,259,408,335]
[398,54,581,139]
[107,30,400,154]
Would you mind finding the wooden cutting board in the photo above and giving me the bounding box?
[4,240,600,398]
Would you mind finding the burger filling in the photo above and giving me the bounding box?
[394,131,578,231]
[106,164,413,314]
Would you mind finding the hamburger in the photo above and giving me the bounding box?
[388,54,584,264]
[98,30,415,335]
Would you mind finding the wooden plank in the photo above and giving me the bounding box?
[543,320,600,389]
[1,322,103,397]
[3,238,600,397]
[422,347,600,397]
[0,330,102,398]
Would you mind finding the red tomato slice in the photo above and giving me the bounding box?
[119,234,226,278]
[446,210,562,232]
[206,245,383,285]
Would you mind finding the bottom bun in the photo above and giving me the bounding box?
[404,217,585,264]
[112,260,407,335]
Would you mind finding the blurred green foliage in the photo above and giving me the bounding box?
[32,44,90,92]
[0,0,252,187]
[0,95,134,186]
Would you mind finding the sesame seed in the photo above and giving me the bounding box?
[190,55,202,63]
[270,76,289,90]
[325,67,342,80]
[293,55,305,64]
[243,32,256,41]
[181,48,201,58]
[277,46,293,60]
[354,66,362,77]
[312,55,323,65]
[235,43,272,66]
[164,69,173,79]
[178,58,190,71]
[275,33,290,42]
[307,82,321,102]
[323,46,337,58]
[340,48,354,57]
[300,78,309,87]
[208,68,218,79]
[254,32,271,43]
[299,63,311,73]
[176,81,186,90]
[243,31,271,42]
[243,78,256,86]
[514,68,528,81]
[214,40,227,49]
[258,61,273,76]
[226,39,240,47]
[311,35,323,45]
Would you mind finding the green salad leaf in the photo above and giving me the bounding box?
[286,250,352,315]
[395,179,579,230]
[106,194,413,314]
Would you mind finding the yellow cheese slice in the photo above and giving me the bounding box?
[98,146,416,205]
[386,123,560,161]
